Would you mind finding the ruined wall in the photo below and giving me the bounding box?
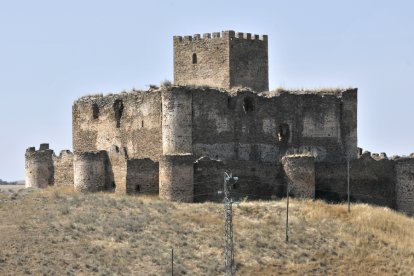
[174,30,268,91]
[395,157,414,215]
[193,158,284,202]
[315,152,396,208]
[282,155,315,199]
[159,154,194,202]
[107,145,127,194]
[162,87,192,155]
[126,158,159,195]
[53,150,74,186]
[25,144,54,188]
[72,90,162,160]
[73,151,109,192]
[191,87,357,164]
[229,32,268,92]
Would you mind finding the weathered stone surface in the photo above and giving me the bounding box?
[25,146,54,188]
[159,154,194,202]
[174,30,268,92]
[126,158,159,195]
[72,90,162,161]
[53,150,74,186]
[395,158,414,216]
[282,155,315,199]
[315,156,396,208]
[73,151,108,192]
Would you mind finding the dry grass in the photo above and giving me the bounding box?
[0,186,413,275]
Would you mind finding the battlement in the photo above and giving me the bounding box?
[173,30,267,42]
[174,30,269,92]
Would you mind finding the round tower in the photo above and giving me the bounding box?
[161,87,192,155]
[25,144,54,188]
[282,154,315,199]
[159,154,194,202]
[73,151,107,192]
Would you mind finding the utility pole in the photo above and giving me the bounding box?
[223,172,238,276]
[347,160,351,213]
[285,180,290,243]
[171,248,174,276]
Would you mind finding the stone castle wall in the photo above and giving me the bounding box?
[126,158,159,195]
[174,31,268,91]
[159,154,194,202]
[53,150,74,186]
[191,87,358,164]
[107,145,127,193]
[72,90,162,161]
[315,152,396,208]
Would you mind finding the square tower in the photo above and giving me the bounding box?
[173,30,268,92]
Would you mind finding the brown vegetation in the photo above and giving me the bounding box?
[0,186,413,275]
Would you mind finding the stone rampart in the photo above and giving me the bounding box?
[159,154,194,202]
[25,144,54,188]
[315,151,396,208]
[72,90,162,160]
[282,155,315,199]
[53,150,74,186]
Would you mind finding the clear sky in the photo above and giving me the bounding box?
[0,0,413,181]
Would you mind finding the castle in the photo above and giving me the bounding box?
[25,30,414,215]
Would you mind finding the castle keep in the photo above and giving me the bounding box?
[25,30,414,215]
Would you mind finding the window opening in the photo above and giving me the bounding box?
[243,97,255,112]
[92,103,99,119]
[192,53,197,64]
[278,123,290,142]
[113,99,124,128]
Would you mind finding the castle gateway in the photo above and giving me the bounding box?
[26,31,414,216]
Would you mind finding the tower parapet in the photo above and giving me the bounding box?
[174,30,268,92]
[25,144,54,188]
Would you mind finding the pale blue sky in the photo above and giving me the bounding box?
[0,0,413,181]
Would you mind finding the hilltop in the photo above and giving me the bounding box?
[0,187,413,275]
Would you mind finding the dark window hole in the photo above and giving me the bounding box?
[113,99,124,128]
[92,103,99,119]
[278,123,290,142]
[243,97,255,112]
[192,53,197,64]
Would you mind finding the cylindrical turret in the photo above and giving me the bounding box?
[282,155,315,199]
[161,87,192,155]
[73,151,107,192]
[159,154,194,202]
[25,146,54,188]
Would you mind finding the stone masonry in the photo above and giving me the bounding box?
[24,30,414,215]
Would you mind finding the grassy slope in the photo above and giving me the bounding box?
[0,187,413,275]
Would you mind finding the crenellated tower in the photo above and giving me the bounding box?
[174,30,268,92]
